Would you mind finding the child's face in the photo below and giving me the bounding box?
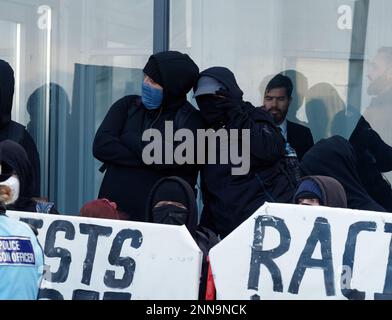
[298,198,320,206]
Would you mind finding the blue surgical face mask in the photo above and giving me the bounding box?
[141,82,163,110]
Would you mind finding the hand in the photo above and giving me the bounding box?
[215,88,231,98]
[215,89,243,109]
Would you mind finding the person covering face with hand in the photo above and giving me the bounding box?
[194,67,297,238]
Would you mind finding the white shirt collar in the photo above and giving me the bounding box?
[278,119,288,140]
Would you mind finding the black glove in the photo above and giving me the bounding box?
[214,89,243,112]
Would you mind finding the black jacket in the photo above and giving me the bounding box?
[0,140,57,214]
[0,60,41,196]
[349,116,392,211]
[287,120,314,161]
[93,51,205,221]
[300,135,386,212]
[198,67,297,238]
[145,176,219,300]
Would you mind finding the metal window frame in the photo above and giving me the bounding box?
[153,0,170,53]
[347,0,370,111]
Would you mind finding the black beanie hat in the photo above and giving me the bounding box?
[151,180,188,208]
[294,178,324,205]
[143,57,163,87]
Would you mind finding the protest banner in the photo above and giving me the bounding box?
[210,203,392,300]
[7,211,202,300]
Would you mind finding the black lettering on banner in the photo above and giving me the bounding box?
[375,223,392,300]
[341,221,376,300]
[72,289,100,300]
[103,292,132,300]
[19,218,44,231]
[44,220,75,283]
[289,217,335,296]
[247,215,290,297]
[38,288,64,300]
[104,229,143,289]
[79,224,112,285]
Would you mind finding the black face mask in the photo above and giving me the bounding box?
[196,95,227,128]
[152,205,189,226]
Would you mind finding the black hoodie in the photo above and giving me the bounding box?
[196,67,296,238]
[0,60,41,196]
[145,176,219,300]
[300,136,386,212]
[350,115,392,211]
[145,176,199,237]
[0,140,57,213]
[93,51,205,221]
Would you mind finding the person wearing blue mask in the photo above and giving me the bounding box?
[141,75,164,110]
[93,51,205,221]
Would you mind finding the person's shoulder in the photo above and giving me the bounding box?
[287,120,312,133]
[250,104,276,123]
[9,120,25,129]
[177,101,206,128]
[112,95,142,109]
[179,101,198,114]
[0,215,37,238]
[287,120,307,130]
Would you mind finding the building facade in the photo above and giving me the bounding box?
[0,0,390,214]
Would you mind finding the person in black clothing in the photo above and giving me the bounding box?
[0,60,41,196]
[0,140,58,214]
[194,67,297,239]
[300,135,386,212]
[145,176,219,300]
[93,51,205,221]
[262,74,314,161]
[281,70,309,127]
[349,117,392,212]
[348,47,392,212]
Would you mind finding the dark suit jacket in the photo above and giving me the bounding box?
[287,120,314,161]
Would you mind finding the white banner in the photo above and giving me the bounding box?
[7,211,202,300]
[210,203,392,300]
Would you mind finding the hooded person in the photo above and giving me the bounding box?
[294,176,347,208]
[349,116,392,212]
[194,67,297,239]
[300,135,386,212]
[348,48,392,211]
[0,60,41,197]
[0,140,57,214]
[93,51,205,221]
[145,176,219,300]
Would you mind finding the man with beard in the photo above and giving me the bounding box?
[262,74,314,161]
[349,47,392,211]
[362,47,392,144]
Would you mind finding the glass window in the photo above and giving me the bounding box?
[362,0,392,183]
[1,0,392,215]
[0,0,154,214]
[170,0,357,141]
[171,0,392,209]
